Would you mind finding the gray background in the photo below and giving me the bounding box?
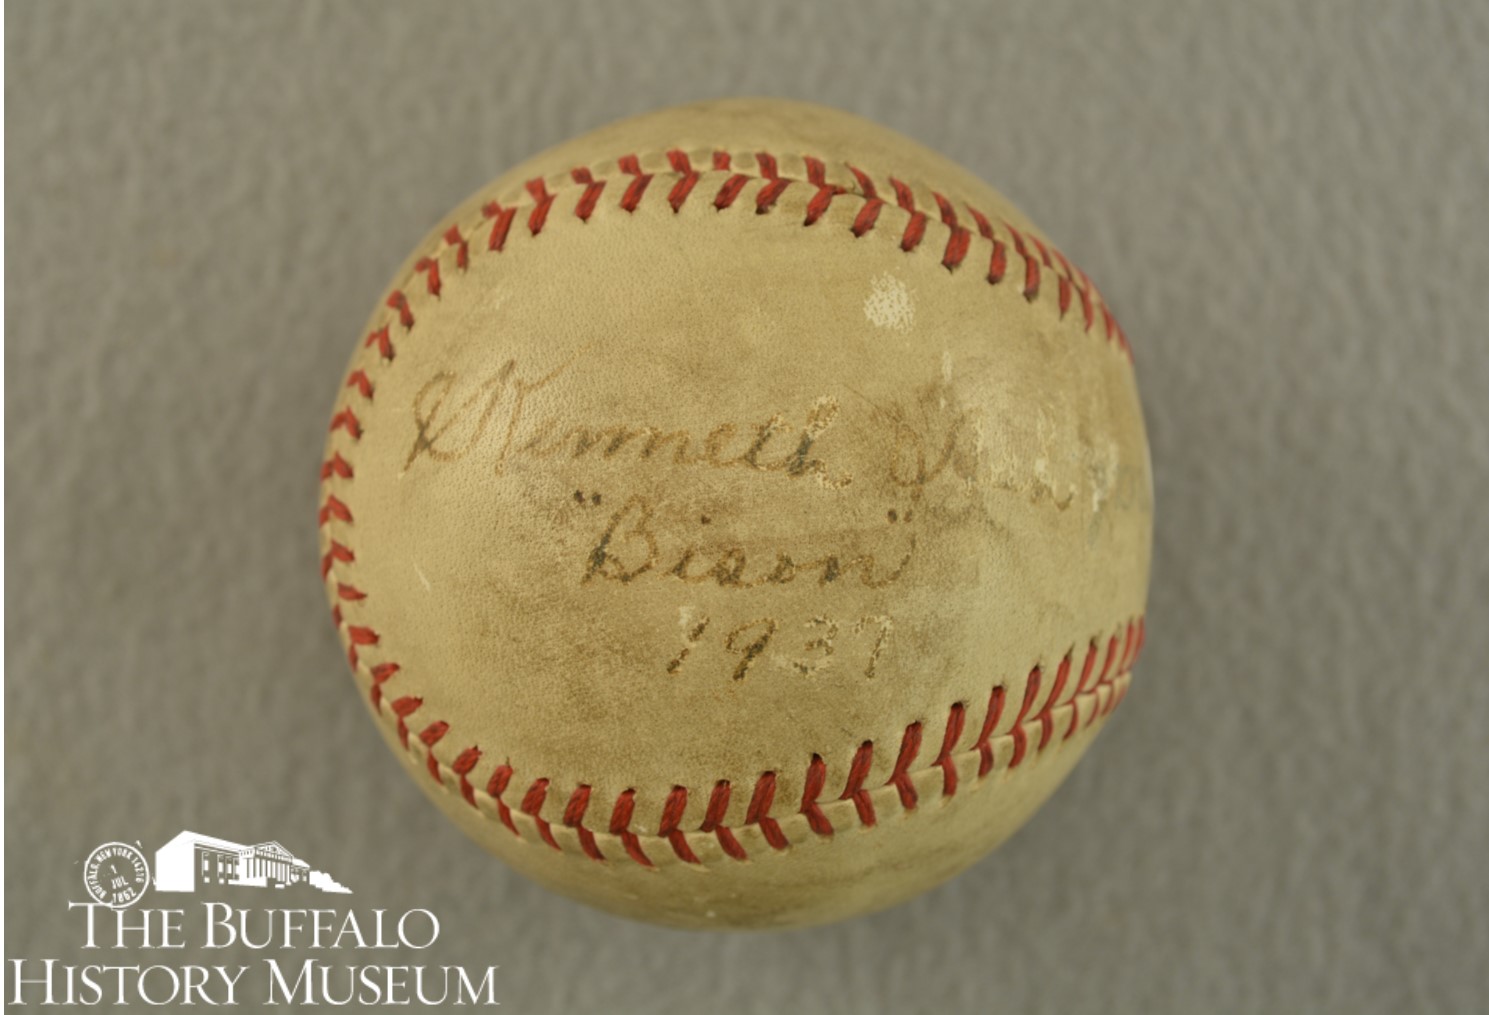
[6,1,1487,1012]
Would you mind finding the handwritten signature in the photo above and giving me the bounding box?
[405,357,851,488]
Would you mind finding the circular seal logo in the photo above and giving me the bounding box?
[83,842,150,908]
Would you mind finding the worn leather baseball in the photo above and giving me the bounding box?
[318,98,1152,929]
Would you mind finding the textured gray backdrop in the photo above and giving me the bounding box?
[7,2,1487,1012]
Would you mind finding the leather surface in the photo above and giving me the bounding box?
[321,99,1151,927]
[6,0,1486,1009]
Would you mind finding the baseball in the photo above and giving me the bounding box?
[318,98,1152,929]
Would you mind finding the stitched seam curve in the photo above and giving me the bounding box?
[320,147,1144,869]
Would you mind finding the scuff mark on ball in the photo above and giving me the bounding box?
[863,273,915,332]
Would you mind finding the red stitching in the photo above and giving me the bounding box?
[934,702,967,796]
[414,254,441,297]
[320,147,1142,869]
[618,154,652,213]
[851,198,884,238]
[804,185,835,225]
[1113,622,1142,711]
[345,369,374,398]
[525,179,555,235]
[452,746,481,806]
[988,239,1008,286]
[564,785,605,861]
[1031,233,1055,269]
[570,168,606,222]
[1101,304,1117,343]
[1003,223,1042,301]
[800,755,833,837]
[889,177,916,212]
[320,540,353,579]
[487,765,518,836]
[328,408,361,439]
[840,742,877,826]
[318,496,351,526]
[714,173,750,209]
[1066,641,1101,740]
[659,786,701,863]
[390,696,421,749]
[889,176,925,251]
[386,291,414,329]
[942,227,971,271]
[366,326,396,363]
[900,210,927,252]
[574,168,610,221]
[609,789,652,866]
[802,155,843,226]
[420,721,449,781]
[342,620,1140,864]
[1036,652,1072,751]
[320,452,354,481]
[701,781,746,860]
[933,192,958,228]
[665,149,699,212]
[521,778,560,851]
[968,205,994,239]
[439,151,1123,355]
[1104,621,1141,718]
[974,684,1007,777]
[443,226,469,271]
[1088,635,1120,729]
[889,722,923,811]
[389,152,1127,355]
[1100,634,1119,684]
[746,773,788,850]
[755,177,792,213]
[1076,640,1100,695]
[1008,668,1042,769]
[368,662,399,709]
[482,201,516,251]
[346,625,379,646]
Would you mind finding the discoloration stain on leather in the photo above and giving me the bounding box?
[863,272,915,332]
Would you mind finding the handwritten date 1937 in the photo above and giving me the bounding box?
[666,613,894,682]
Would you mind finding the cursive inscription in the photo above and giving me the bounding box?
[886,408,981,500]
[584,495,915,589]
[868,380,1093,510]
[406,359,850,487]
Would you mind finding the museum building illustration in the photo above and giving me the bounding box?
[153,831,351,894]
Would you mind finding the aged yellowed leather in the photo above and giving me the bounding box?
[319,98,1152,929]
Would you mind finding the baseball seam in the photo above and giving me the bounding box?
[320,147,1143,869]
